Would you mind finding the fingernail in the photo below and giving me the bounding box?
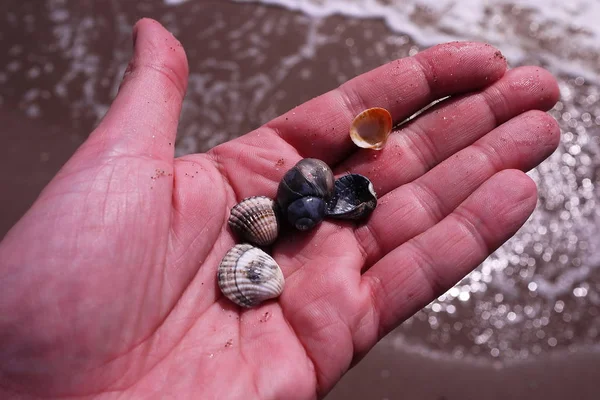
[119,25,139,91]
[132,20,140,49]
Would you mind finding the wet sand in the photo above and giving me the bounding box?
[0,107,83,236]
[328,342,600,400]
[1,1,599,399]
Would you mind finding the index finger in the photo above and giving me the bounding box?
[265,41,508,165]
[209,42,508,201]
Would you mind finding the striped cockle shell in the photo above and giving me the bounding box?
[228,196,279,246]
[217,244,285,308]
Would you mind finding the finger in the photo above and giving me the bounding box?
[337,66,559,195]
[356,110,559,266]
[362,169,538,336]
[210,42,508,198]
[74,18,188,164]
[267,42,507,164]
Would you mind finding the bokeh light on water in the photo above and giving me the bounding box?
[401,75,600,361]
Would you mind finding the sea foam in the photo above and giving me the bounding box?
[224,0,600,82]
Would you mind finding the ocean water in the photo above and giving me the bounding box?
[2,0,599,370]
[230,0,600,82]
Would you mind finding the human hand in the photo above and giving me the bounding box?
[0,19,559,400]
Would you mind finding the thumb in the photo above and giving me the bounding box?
[74,18,189,165]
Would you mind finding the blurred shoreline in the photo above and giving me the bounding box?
[328,341,600,399]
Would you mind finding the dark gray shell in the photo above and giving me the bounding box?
[228,196,279,246]
[217,244,284,308]
[276,158,335,231]
[326,174,377,220]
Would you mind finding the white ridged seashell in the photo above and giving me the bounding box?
[217,244,285,308]
[228,196,279,246]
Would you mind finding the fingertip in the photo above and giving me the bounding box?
[415,41,508,96]
[535,67,561,108]
[489,169,538,218]
[498,168,537,194]
[82,18,190,163]
[523,109,562,152]
[531,66,561,105]
[125,18,189,97]
[500,66,560,111]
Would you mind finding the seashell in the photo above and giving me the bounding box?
[217,244,285,308]
[326,174,377,220]
[349,107,393,150]
[276,158,335,231]
[228,196,279,246]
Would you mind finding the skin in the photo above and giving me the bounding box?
[0,19,560,400]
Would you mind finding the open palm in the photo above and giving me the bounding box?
[0,20,559,400]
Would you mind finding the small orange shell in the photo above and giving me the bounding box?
[349,107,393,150]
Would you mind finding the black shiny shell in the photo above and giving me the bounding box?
[326,173,377,220]
[277,158,335,230]
[276,158,335,209]
[285,196,327,231]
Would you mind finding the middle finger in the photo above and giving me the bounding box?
[335,66,559,196]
